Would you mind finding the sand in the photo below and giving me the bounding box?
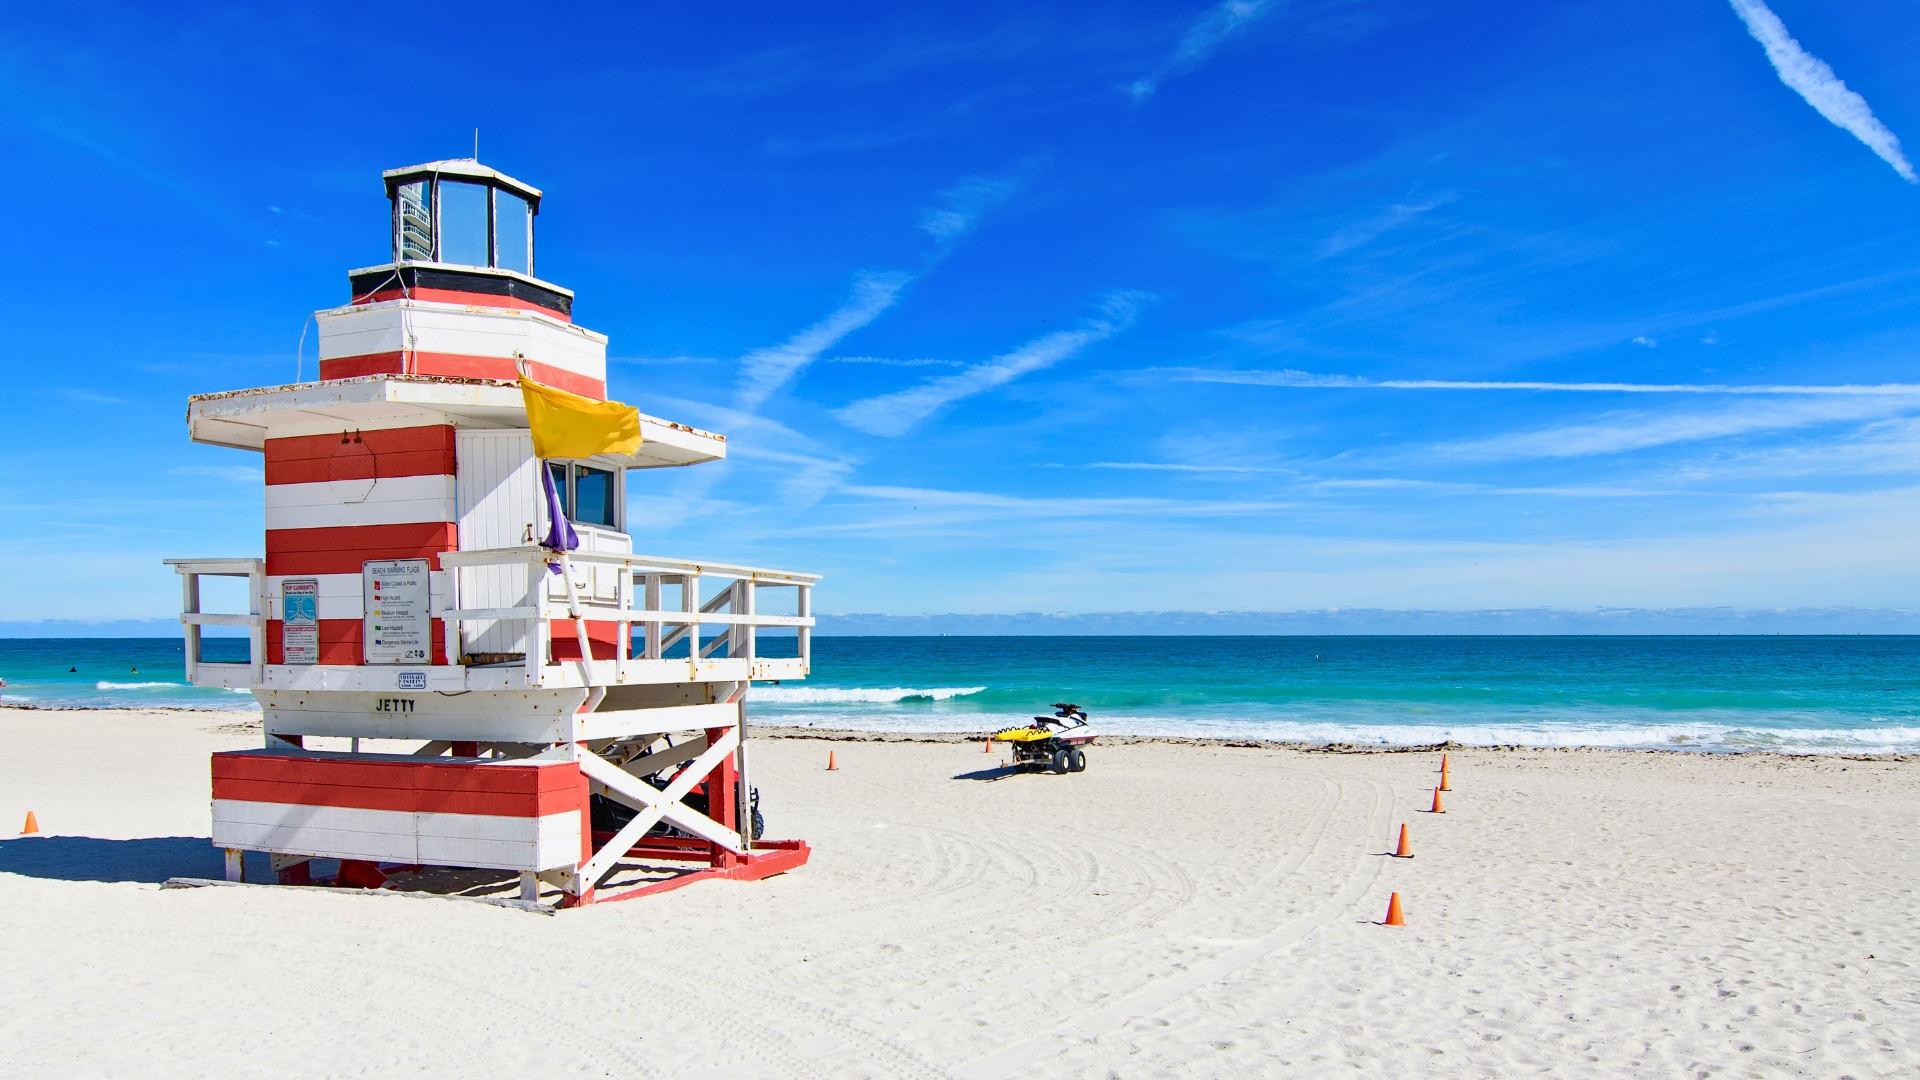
[1,708,1915,1078]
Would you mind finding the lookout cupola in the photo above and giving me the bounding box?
[319,159,594,396]
[386,160,540,275]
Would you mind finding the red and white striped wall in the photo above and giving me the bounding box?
[316,300,608,400]
[264,426,458,665]
[211,751,588,872]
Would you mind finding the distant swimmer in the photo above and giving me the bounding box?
[69,666,76,673]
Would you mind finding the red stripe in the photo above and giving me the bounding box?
[264,425,456,486]
[265,522,457,576]
[549,620,624,661]
[215,752,584,792]
[318,353,606,401]
[265,619,448,666]
[212,753,586,816]
[215,779,547,816]
[352,288,572,323]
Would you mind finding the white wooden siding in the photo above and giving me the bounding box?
[456,430,540,656]
[316,301,607,382]
[264,475,457,531]
[211,800,580,871]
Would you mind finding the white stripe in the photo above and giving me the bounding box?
[211,800,580,872]
[265,572,449,621]
[265,474,455,531]
[316,301,606,381]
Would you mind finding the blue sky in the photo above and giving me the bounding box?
[4,0,1920,622]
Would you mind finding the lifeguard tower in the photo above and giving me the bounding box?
[166,160,817,907]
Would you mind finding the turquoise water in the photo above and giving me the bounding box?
[751,636,1920,754]
[0,638,256,710]
[5,636,1918,753]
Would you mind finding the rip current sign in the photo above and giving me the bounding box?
[363,559,432,665]
[282,578,319,665]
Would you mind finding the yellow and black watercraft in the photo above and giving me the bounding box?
[991,703,1097,773]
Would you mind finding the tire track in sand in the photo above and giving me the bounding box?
[949,779,1395,1080]
[906,779,1337,1020]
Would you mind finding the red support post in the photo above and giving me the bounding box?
[705,726,739,870]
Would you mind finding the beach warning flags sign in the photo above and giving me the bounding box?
[519,378,642,460]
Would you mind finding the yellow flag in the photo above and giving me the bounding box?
[519,377,643,459]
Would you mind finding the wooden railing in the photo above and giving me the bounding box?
[164,558,266,688]
[436,546,817,685]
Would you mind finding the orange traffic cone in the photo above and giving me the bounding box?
[983,737,993,753]
[1392,823,1412,858]
[827,751,838,771]
[1439,756,1452,792]
[20,811,38,835]
[1383,892,1405,926]
[1429,786,1445,814]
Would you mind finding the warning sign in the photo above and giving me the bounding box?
[282,578,319,665]
[363,559,432,665]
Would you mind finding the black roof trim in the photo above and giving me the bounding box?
[349,264,573,317]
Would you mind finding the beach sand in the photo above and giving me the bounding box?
[1,708,1914,1078]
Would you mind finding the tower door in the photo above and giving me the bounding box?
[455,429,539,659]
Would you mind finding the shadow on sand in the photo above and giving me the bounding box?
[0,835,225,883]
[952,764,1028,783]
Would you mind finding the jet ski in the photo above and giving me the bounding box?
[991,703,1098,774]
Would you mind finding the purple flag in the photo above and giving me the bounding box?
[540,463,579,570]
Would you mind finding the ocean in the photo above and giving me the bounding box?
[3,636,1916,754]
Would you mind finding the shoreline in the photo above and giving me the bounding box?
[5,705,1908,759]
[751,724,1917,760]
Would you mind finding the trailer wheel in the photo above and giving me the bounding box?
[1050,749,1070,774]
[1068,748,1087,773]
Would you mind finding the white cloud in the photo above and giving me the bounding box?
[1087,461,1278,473]
[1128,0,1274,101]
[1631,336,1657,348]
[1173,368,1920,395]
[825,356,965,368]
[1435,397,1909,461]
[1322,194,1457,256]
[1727,0,1916,183]
[735,270,912,410]
[834,293,1145,436]
[919,174,1021,244]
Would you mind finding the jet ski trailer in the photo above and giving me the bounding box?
[991,703,1098,774]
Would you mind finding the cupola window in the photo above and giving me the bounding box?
[384,162,541,276]
[438,181,491,267]
[495,191,531,275]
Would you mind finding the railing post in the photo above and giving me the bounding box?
[743,579,756,666]
[726,580,741,660]
[684,573,700,677]
[525,558,547,688]
[797,583,811,675]
[180,569,201,685]
[248,564,266,687]
[442,566,462,666]
[644,574,662,659]
[614,561,629,683]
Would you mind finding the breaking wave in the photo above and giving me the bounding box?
[96,681,182,690]
[751,686,987,704]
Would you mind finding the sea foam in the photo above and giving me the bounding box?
[751,686,987,704]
